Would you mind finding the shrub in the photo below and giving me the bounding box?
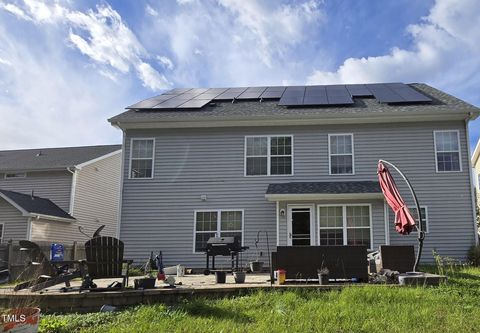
[468,245,480,266]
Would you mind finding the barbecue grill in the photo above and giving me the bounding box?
[204,237,249,275]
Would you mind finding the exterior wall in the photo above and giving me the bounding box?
[30,218,78,243]
[0,198,28,242]
[119,120,475,267]
[72,152,121,238]
[0,170,72,212]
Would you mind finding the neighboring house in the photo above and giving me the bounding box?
[109,83,479,267]
[0,145,122,243]
[471,141,480,236]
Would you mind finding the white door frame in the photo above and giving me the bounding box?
[287,204,315,246]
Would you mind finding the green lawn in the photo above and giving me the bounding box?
[39,267,480,333]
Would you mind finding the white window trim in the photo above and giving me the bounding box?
[193,209,245,253]
[4,172,26,179]
[433,130,462,173]
[244,135,294,177]
[409,205,429,234]
[317,203,373,250]
[128,138,155,179]
[0,223,4,243]
[328,133,355,175]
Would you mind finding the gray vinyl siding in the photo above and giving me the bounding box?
[0,171,72,212]
[119,120,475,267]
[72,153,121,238]
[0,198,28,242]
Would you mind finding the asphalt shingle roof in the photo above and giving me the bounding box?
[0,144,121,172]
[0,189,74,220]
[109,83,479,124]
[266,181,382,195]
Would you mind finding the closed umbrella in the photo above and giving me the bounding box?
[377,160,425,272]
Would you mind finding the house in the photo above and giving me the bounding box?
[0,145,121,243]
[109,83,479,268]
[470,141,480,236]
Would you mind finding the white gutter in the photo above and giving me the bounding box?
[115,130,126,239]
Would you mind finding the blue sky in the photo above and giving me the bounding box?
[0,0,479,150]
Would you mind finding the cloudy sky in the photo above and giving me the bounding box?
[0,0,479,150]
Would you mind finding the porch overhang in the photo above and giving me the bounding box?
[265,181,383,202]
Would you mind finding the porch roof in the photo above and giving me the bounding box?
[265,181,383,201]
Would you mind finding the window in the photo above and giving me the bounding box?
[409,206,429,233]
[245,136,293,176]
[194,210,243,252]
[4,173,26,179]
[329,134,354,175]
[0,223,3,243]
[318,205,371,248]
[129,138,154,179]
[434,131,461,172]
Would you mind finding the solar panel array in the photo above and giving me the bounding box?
[127,83,432,110]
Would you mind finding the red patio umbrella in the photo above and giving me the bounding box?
[377,160,425,272]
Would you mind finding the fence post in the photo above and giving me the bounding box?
[72,241,77,260]
[7,240,13,281]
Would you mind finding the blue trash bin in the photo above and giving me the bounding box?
[50,243,65,261]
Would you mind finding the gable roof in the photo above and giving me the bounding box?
[0,189,75,222]
[109,83,480,130]
[0,144,121,172]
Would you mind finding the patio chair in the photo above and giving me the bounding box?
[379,245,415,273]
[14,240,82,292]
[80,236,132,291]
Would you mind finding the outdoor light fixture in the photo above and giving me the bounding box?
[200,195,207,201]
[280,209,285,216]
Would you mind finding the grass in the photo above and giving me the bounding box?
[39,266,480,333]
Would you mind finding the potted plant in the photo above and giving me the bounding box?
[134,259,156,289]
[232,268,246,283]
[318,267,330,285]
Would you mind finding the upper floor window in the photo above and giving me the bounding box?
[129,138,155,179]
[434,130,461,172]
[4,173,26,179]
[245,136,293,176]
[329,134,354,175]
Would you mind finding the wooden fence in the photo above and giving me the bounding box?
[0,241,86,281]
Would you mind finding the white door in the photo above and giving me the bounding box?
[287,205,314,246]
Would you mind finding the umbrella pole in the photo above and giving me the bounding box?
[379,160,426,272]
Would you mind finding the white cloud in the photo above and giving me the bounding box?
[1,1,169,91]
[157,55,174,70]
[307,0,480,90]
[145,4,158,16]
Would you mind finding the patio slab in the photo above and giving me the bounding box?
[0,273,358,313]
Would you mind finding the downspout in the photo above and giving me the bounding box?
[116,129,127,239]
[465,113,479,245]
[67,167,77,215]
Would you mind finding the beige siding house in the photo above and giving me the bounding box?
[0,145,121,243]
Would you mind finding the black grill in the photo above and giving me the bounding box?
[204,237,249,274]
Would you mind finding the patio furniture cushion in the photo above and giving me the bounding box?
[379,245,415,273]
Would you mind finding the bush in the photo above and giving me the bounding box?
[468,245,480,266]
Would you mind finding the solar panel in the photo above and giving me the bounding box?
[278,86,305,105]
[325,86,354,105]
[385,83,432,103]
[346,84,373,97]
[214,88,248,100]
[153,98,189,108]
[260,87,286,99]
[127,94,176,109]
[177,99,211,108]
[237,87,267,99]
[303,86,328,105]
[367,84,404,103]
